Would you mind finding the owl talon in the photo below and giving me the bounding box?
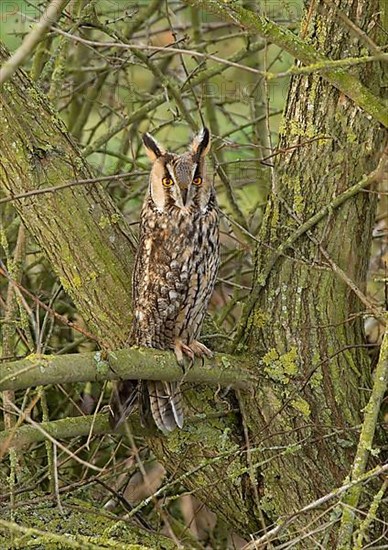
[173,340,194,371]
[190,340,213,358]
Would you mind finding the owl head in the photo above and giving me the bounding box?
[142,128,213,212]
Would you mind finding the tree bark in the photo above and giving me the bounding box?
[0,42,136,348]
[235,0,387,533]
[148,0,387,540]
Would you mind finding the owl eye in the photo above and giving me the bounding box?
[193,176,202,186]
[162,177,173,187]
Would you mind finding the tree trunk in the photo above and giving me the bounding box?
[0,42,136,348]
[236,0,386,531]
[145,0,387,538]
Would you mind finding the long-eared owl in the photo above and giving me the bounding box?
[113,128,220,432]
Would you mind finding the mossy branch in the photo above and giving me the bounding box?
[0,413,112,452]
[0,348,252,393]
[0,517,150,550]
[337,320,388,548]
[0,0,70,86]
[183,0,388,127]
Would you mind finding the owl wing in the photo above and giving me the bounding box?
[131,209,195,348]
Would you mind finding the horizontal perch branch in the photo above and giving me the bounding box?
[0,409,232,453]
[0,413,112,453]
[0,347,253,392]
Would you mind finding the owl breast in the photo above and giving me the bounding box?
[131,198,219,349]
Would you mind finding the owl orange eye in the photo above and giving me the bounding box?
[193,176,202,186]
[162,177,173,187]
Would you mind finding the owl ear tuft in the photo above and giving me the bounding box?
[191,127,211,159]
[143,133,165,161]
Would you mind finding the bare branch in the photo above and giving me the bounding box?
[0,0,70,86]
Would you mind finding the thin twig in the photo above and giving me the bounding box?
[0,265,98,342]
[0,0,70,86]
[0,172,136,205]
[242,461,388,549]
[337,323,388,547]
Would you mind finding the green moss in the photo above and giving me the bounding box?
[26,86,41,103]
[270,199,279,229]
[292,175,304,217]
[315,14,328,50]
[26,353,51,365]
[291,397,311,417]
[93,351,110,376]
[72,273,82,288]
[59,275,70,292]
[259,490,277,518]
[98,215,111,230]
[226,459,247,485]
[165,425,192,453]
[253,308,270,328]
[0,496,159,549]
[99,213,121,229]
[263,347,299,384]
[282,174,305,217]
[309,367,323,389]
[88,271,98,282]
[287,119,316,139]
[220,355,232,370]
[0,226,9,257]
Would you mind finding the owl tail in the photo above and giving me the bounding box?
[110,380,138,429]
[110,380,184,433]
[146,380,184,433]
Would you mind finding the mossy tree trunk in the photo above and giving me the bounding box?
[235,0,386,529]
[0,0,386,542]
[0,42,136,347]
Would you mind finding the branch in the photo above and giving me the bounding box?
[0,0,70,86]
[242,460,388,549]
[0,413,111,452]
[0,517,150,550]
[0,348,252,392]
[337,319,388,548]
[183,1,388,127]
[0,172,136,206]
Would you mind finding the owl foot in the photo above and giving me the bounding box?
[173,339,195,369]
[190,340,213,358]
[173,339,213,370]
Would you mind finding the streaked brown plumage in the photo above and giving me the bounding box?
[113,128,220,432]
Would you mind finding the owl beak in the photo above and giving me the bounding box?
[181,184,190,205]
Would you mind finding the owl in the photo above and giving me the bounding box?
[113,128,220,433]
